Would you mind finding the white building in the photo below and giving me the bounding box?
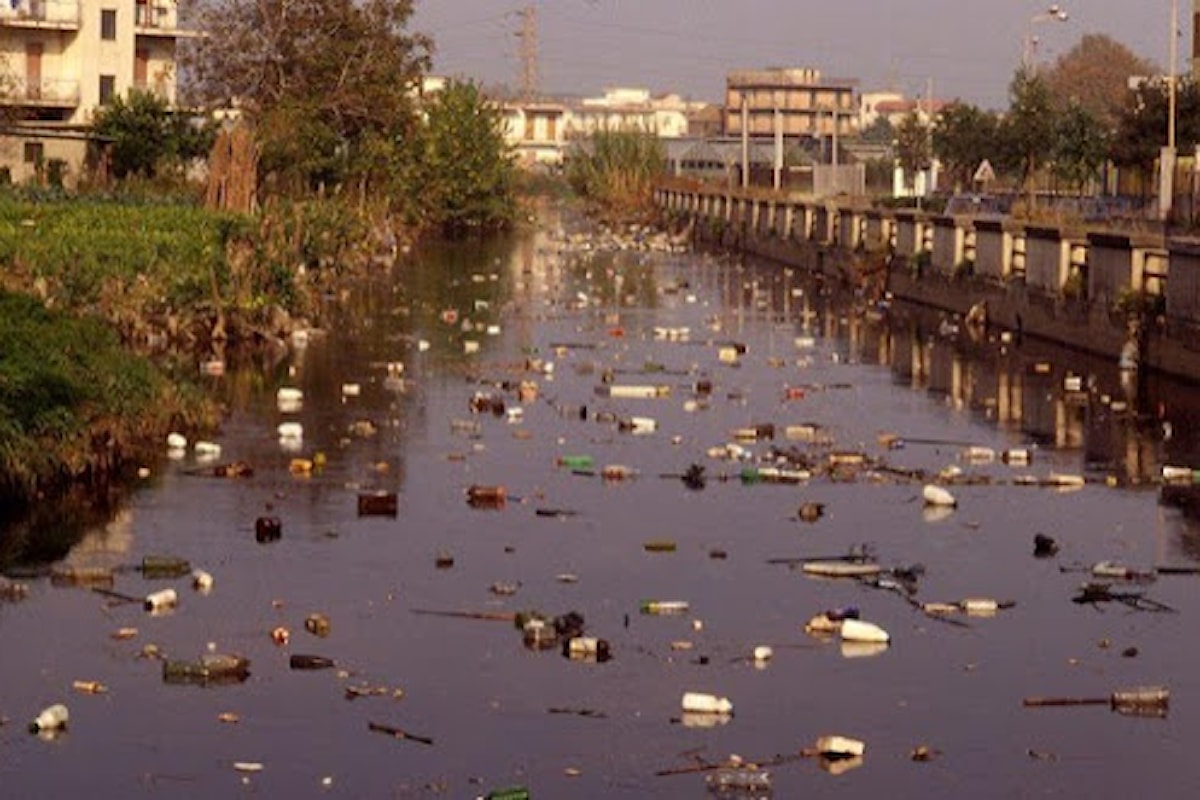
[566,87,690,140]
[0,0,188,183]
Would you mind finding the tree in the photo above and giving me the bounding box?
[92,90,215,179]
[933,102,1000,191]
[183,0,431,194]
[895,111,932,195]
[859,117,894,146]
[998,68,1058,204]
[418,80,517,237]
[1042,34,1157,128]
[1110,77,1200,176]
[1051,100,1109,192]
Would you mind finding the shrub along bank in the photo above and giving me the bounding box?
[0,290,216,507]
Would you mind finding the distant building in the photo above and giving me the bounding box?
[565,87,695,139]
[860,90,947,129]
[724,68,857,142]
[0,0,191,184]
[501,101,568,167]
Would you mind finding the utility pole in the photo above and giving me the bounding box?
[516,5,539,101]
[1161,0,1179,222]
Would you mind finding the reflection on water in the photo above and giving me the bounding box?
[10,211,1200,798]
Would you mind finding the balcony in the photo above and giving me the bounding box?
[135,3,181,36]
[0,0,80,29]
[4,78,81,108]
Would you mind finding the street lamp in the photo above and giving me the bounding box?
[1023,4,1069,72]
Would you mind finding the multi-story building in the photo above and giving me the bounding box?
[0,0,186,183]
[724,67,856,142]
[565,87,691,140]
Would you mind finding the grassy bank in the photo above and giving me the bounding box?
[0,290,216,504]
[0,194,330,348]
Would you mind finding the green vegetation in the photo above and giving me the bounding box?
[92,90,216,180]
[417,80,518,237]
[566,129,665,221]
[0,290,213,501]
[0,196,302,342]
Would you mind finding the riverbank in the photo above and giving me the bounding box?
[0,290,218,504]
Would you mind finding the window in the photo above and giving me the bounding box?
[23,142,43,165]
[101,9,116,40]
[99,75,115,105]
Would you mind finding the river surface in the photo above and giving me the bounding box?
[4,210,1200,799]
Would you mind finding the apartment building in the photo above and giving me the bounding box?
[724,67,856,141]
[0,0,185,183]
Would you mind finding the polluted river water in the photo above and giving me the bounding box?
[4,210,1200,798]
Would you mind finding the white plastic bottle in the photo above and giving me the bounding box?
[29,703,69,734]
[681,691,733,715]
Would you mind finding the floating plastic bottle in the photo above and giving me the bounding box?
[521,618,558,651]
[29,703,69,734]
[839,618,889,643]
[357,492,398,517]
[140,555,192,579]
[556,454,594,470]
[565,636,612,663]
[922,484,957,507]
[640,600,689,615]
[467,485,507,509]
[740,466,810,485]
[144,588,178,612]
[162,653,251,685]
[305,613,331,637]
[289,654,336,670]
[192,569,214,592]
[482,788,530,800]
[1002,448,1032,466]
[705,767,772,794]
[601,465,637,482]
[816,734,866,758]
[681,691,733,715]
[255,516,283,542]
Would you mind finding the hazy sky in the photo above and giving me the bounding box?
[411,0,1176,110]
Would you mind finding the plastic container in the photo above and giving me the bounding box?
[305,613,331,637]
[521,618,558,651]
[681,691,733,715]
[482,788,530,800]
[601,465,636,481]
[141,555,192,579]
[705,767,771,793]
[143,588,178,612]
[640,600,689,615]
[466,485,507,508]
[816,734,866,758]
[922,484,957,507]
[162,653,251,685]
[1002,448,1032,466]
[565,636,611,662]
[839,618,889,643]
[192,569,214,592]
[29,703,69,734]
[255,515,283,542]
[289,654,336,670]
[556,455,594,470]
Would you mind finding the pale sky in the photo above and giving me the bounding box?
[411,0,1175,110]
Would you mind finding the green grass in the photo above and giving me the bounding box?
[0,290,210,499]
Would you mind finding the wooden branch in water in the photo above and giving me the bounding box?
[367,721,434,746]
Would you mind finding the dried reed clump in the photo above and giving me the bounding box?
[206,121,258,214]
